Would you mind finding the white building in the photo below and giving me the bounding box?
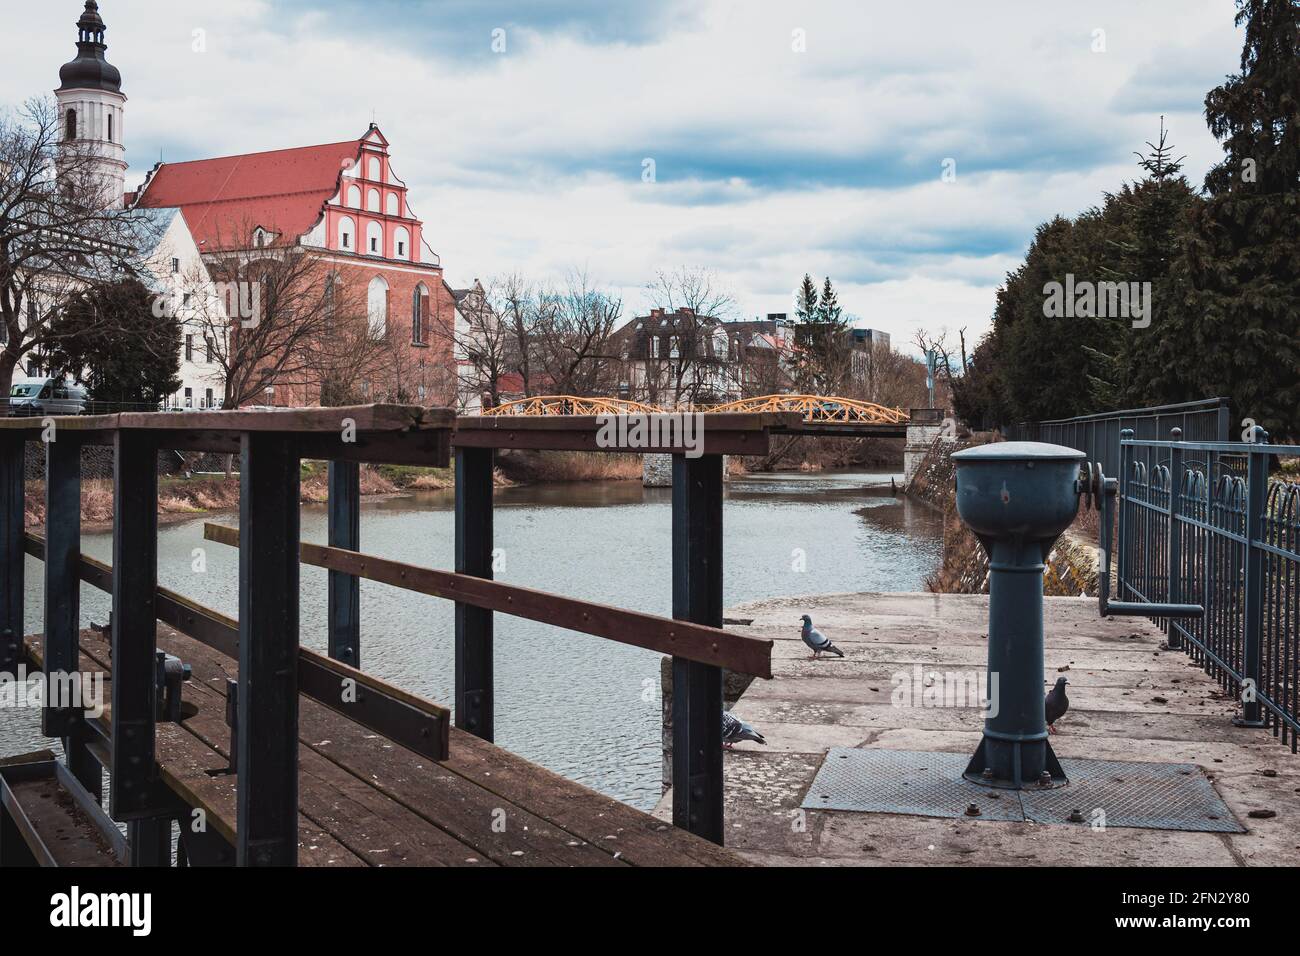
[43,1,225,408]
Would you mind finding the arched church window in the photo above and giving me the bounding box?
[412,284,428,343]
[394,227,410,260]
[367,276,388,338]
[366,221,383,255]
[338,216,355,250]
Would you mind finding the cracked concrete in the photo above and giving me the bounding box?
[653,592,1300,866]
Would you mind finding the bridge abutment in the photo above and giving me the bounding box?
[904,410,950,484]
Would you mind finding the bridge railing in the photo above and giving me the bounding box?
[0,406,792,865]
[1008,397,1232,475]
[1117,428,1299,752]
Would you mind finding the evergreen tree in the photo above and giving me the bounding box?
[794,274,819,322]
[818,277,842,324]
[1177,0,1300,439]
[46,279,182,409]
[1085,120,1200,409]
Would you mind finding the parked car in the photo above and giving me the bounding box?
[6,378,88,416]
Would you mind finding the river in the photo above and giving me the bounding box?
[2,469,942,810]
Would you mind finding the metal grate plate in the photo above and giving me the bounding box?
[802,750,1023,821]
[801,749,1244,833]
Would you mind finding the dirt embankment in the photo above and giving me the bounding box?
[24,463,458,533]
[742,435,903,474]
[906,435,1101,597]
[495,450,643,483]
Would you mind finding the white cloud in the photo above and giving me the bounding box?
[4,0,1246,353]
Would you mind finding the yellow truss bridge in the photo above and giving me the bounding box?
[482,396,662,417]
[483,394,909,426]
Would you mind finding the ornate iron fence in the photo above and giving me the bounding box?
[1119,428,1299,752]
[1008,398,1231,475]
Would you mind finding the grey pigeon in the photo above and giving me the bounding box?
[1045,677,1069,733]
[800,614,844,659]
[722,710,766,748]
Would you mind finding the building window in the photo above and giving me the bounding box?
[185,334,193,362]
[204,336,213,363]
[338,216,355,250]
[107,113,113,142]
[367,221,383,255]
[65,109,77,141]
[412,285,427,343]
[184,388,193,408]
[394,226,410,261]
[367,276,388,338]
[324,273,337,317]
[205,388,214,409]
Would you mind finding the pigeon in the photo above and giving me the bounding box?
[1045,677,1070,734]
[800,614,844,660]
[722,711,766,748]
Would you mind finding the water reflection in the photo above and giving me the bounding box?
[10,470,941,809]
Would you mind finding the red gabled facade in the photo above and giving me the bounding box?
[134,125,458,408]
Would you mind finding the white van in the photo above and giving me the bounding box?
[7,378,89,417]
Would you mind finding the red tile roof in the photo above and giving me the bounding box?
[134,139,363,251]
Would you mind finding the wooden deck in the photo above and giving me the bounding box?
[655,592,1300,867]
[25,625,744,867]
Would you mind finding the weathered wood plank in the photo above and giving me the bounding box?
[452,412,800,456]
[28,633,368,868]
[165,633,625,867]
[205,522,773,678]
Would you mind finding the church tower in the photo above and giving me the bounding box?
[55,1,127,207]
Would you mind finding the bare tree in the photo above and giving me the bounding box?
[533,270,621,396]
[644,266,737,405]
[184,222,384,409]
[913,327,960,409]
[0,98,162,395]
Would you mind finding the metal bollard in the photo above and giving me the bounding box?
[952,442,1086,790]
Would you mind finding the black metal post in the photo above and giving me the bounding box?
[0,433,24,674]
[43,433,81,738]
[1118,429,1133,599]
[327,461,361,667]
[1167,429,1184,650]
[1236,433,1268,727]
[455,446,494,741]
[237,432,301,866]
[110,431,161,821]
[127,817,173,867]
[671,453,725,844]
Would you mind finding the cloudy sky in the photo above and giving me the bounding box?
[5,0,1247,353]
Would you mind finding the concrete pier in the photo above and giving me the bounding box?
[655,592,1300,866]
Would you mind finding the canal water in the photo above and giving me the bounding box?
[3,470,941,810]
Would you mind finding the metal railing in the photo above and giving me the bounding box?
[1117,428,1299,751]
[1009,398,1231,475]
[0,406,788,865]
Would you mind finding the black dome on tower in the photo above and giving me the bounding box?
[57,1,122,93]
